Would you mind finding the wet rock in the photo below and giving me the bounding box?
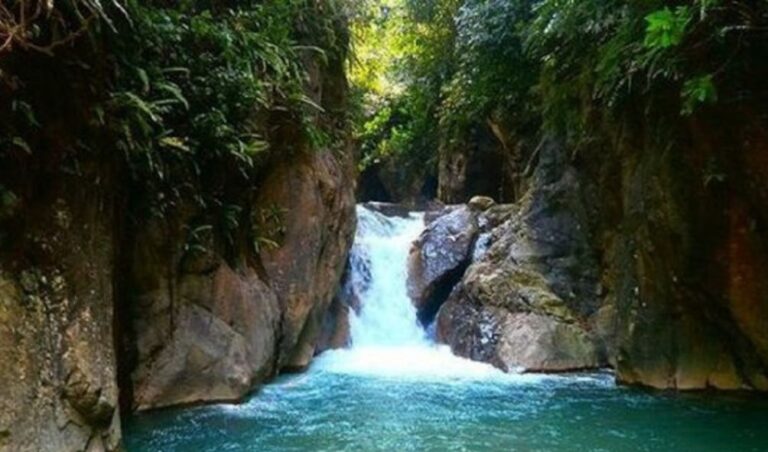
[438,297,597,372]
[436,141,602,373]
[130,263,281,410]
[256,149,356,371]
[407,206,479,324]
[437,266,599,373]
[316,295,352,354]
[468,196,495,212]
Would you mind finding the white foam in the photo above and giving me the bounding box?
[318,205,614,387]
[313,345,499,380]
[313,206,552,384]
[347,207,428,347]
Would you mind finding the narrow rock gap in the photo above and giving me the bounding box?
[417,260,471,327]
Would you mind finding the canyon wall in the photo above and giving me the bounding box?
[419,108,768,390]
[0,7,355,451]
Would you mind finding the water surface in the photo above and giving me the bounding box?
[125,206,768,451]
[125,363,768,452]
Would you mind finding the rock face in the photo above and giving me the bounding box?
[0,164,121,451]
[434,141,602,372]
[407,206,478,324]
[256,150,357,371]
[433,109,768,389]
[599,113,768,391]
[438,123,518,204]
[121,11,357,410]
[126,123,355,410]
[0,7,356,450]
[125,226,283,410]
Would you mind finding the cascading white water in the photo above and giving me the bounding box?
[347,206,427,347]
[315,204,507,379]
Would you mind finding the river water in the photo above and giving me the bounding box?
[125,205,768,451]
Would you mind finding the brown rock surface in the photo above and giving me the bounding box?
[0,178,121,451]
[435,141,602,373]
[126,144,356,410]
[257,150,356,370]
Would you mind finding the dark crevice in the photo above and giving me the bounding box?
[417,260,471,327]
[114,209,137,416]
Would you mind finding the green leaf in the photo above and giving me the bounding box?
[12,137,32,154]
[644,7,691,49]
[159,136,191,152]
[682,75,718,115]
[156,82,190,110]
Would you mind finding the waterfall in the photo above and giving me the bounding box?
[314,204,503,380]
[347,205,427,347]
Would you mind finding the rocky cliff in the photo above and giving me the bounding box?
[123,147,355,412]
[0,4,356,451]
[0,46,123,451]
[598,110,768,390]
[417,107,768,390]
[412,142,604,374]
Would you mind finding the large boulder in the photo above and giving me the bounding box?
[406,200,519,325]
[407,206,479,324]
[435,141,603,373]
[438,300,597,372]
[437,264,599,372]
[129,259,281,410]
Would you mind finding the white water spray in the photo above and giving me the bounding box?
[315,204,511,380]
[347,206,427,346]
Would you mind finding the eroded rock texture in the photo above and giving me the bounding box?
[434,142,602,372]
[407,205,478,324]
[431,110,768,390]
[125,88,356,410]
[0,163,121,451]
[600,113,768,390]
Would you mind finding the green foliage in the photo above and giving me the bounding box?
[113,1,316,183]
[90,0,349,242]
[350,0,450,177]
[644,7,691,49]
[522,0,767,133]
[682,74,717,115]
[351,0,768,181]
[1,0,350,259]
[251,204,286,254]
[440,0,536,142]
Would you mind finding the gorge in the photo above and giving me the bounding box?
[125,204,768,451]
[1,0,768,451]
